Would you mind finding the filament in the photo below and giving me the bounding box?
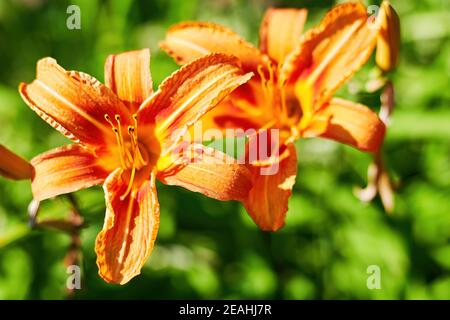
[120,167,136,201]
[104,113,149,200]
[104,114,127,168]
[257,65,269,100]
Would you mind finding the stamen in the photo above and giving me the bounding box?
[257,65,266,82]
[120,125,142,200]
[128,126,136,161]
[113,129,126,168]
[132,114,138,134]
[104,114,114,127]
[105,114,127,168]
[105,113,147,182]
[267,61,274,84]
[266,62,275,101]
[285,126,300,145]
[128,125,147,167]
[114,115,126,153]
[135,146,147,166]
[128,126,136,140]
[257,65,271,105]
[120,167,136,200]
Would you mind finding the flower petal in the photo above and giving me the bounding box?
[95,168,160,285]
[104,49,153,112]
[306,98,386,152]
[30,144,114,201]
[259,8,308,63]
[138,53,253,155]
[161,22,266,72]
[158,144,252,201]
[243,143,297,231]
[0,144,32,180]
[281,2,379,108]
[19,58,131,149]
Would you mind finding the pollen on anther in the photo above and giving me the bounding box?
[104,114,116,128]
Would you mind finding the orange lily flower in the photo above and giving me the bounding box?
[19,49,252,284]
[161,2,388,231]
[0,144,32,180]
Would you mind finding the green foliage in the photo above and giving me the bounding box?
[0,0,449,299]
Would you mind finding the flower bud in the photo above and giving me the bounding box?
[376,1,400,72]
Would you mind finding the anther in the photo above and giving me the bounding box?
[127,126,137,158]
[114,115,123,130]
[104,114,115,128]
[127,125,147,167]
[132,114,138,133]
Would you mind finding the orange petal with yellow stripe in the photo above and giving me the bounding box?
[243,143,297,231]
[104,49,153,112]
[95,168,160,285]
[281,2,380,108]
[259,8,307,63]
[161,22,266,72]
[19,58,131,149]
[30,144,113,201]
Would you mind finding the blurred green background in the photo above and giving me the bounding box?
[0,0,449,299]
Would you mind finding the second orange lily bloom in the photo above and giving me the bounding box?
[162,2,389,231]
[19,50,252,284]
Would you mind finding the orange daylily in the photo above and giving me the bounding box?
[19,49,253,284]
[0,144,32,180]
[162,2,388,231]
